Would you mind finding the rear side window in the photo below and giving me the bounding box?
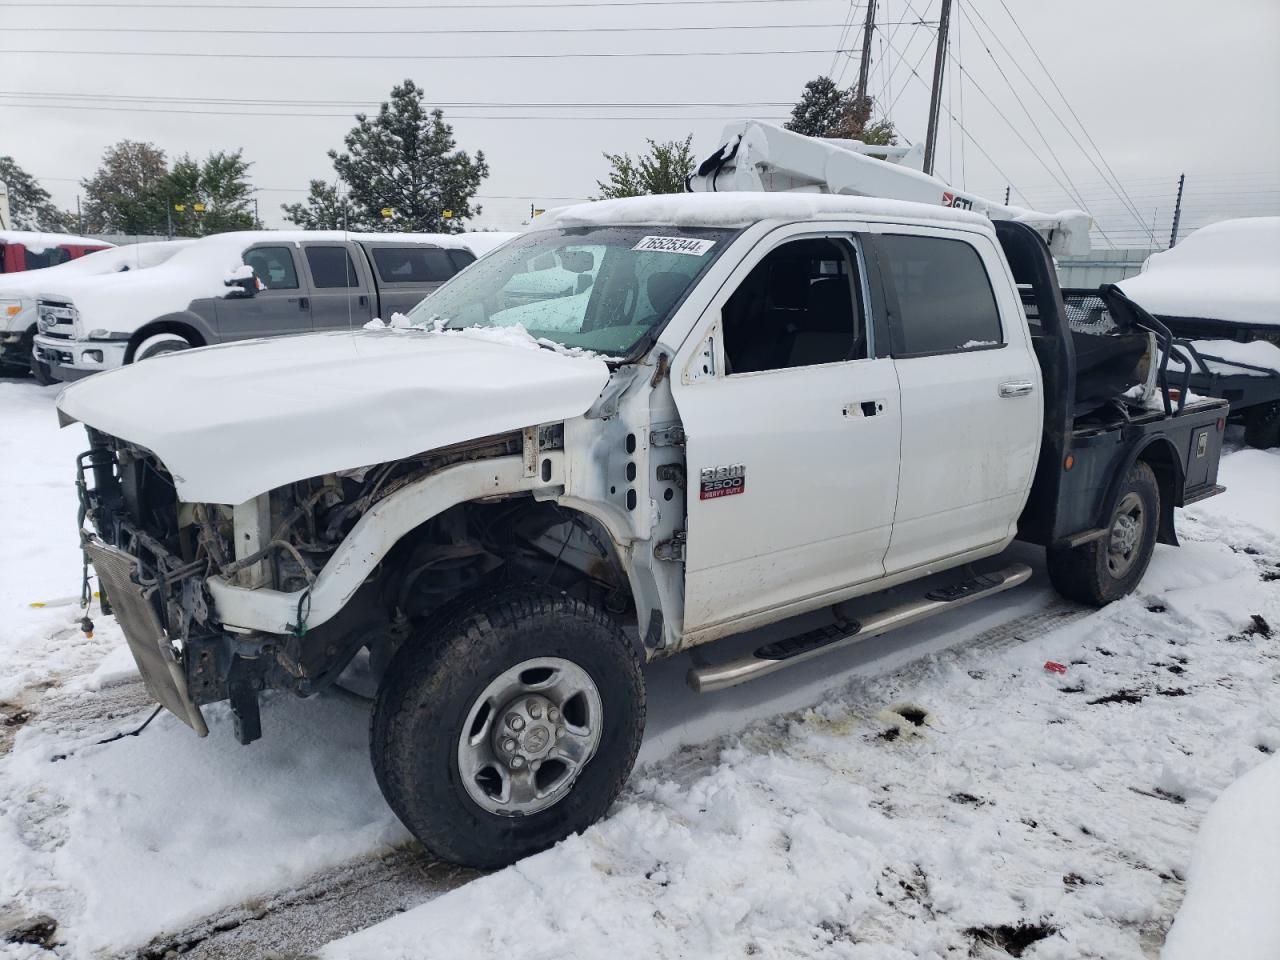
[371,247,456,283]
[244,246,299,290]
[878,234,1002,356]
[447,249,476,272]
[305,246,360,288]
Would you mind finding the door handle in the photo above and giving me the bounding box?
[999,380,1035,398]
[358,294,369,307]
[843,399,886,418]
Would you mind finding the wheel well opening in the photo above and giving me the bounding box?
[126,320,206,362]
[369,497,634,662]
[1137,441,1181,545]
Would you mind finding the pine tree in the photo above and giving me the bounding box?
[785,77,899,146]
[0,156,72,231]
[596,135,695,199]
[324,79,488,233]
[281,180,359,231]
[165,150,255,236]
[81,140,171,235]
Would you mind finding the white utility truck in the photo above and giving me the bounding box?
[58,125,1226,869]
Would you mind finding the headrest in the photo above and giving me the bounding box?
[646,271,687,317]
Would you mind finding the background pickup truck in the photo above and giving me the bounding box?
[2,240,190,379]
[60,192,1226,871]
[34,229,514,381]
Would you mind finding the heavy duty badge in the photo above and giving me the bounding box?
[700,463,746,500]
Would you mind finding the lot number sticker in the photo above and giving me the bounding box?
[632,236,717,256]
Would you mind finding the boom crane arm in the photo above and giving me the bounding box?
[687,120,1093,257]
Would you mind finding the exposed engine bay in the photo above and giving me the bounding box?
[77,425,631,742]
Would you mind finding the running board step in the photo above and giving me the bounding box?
[686,563,1033,694]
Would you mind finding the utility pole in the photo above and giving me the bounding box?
[1169,172,1185,248]
[1004,185,1010,205]
[923,0,952,176]
[254,197,261,230]
[855,0,878,104]
[76,196,83,235]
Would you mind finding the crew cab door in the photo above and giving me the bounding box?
[670,227,902,635]
[216,243,311,340]
[301,242,376,330]
[866,227,1042,573]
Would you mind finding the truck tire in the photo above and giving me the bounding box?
[370,587,645,869]
[29,353,53,386]
[1244,402,1280,449]
[133,332,192,362]
[1047,462,1160,607]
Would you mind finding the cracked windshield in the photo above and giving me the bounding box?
[404,225,735,355]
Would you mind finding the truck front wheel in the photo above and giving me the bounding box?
[370,587,645,869]
[1047,461,1160,607]
[133,332,192,362]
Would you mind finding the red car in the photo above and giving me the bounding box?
[0,230,114,274]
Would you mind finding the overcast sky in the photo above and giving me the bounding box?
[2,0,1277,246]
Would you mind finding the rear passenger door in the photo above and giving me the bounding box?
[216,244,311,341]
[868,228,1042,574]
[302,242,375,330]
[364,244,470,316]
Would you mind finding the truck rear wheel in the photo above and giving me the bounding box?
[1047,461,1160,607]
[1244,402,1280,449]
[370,587,645,869]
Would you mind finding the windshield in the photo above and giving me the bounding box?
[403,225,735,356]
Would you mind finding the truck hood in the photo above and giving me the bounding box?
[57,329,611,504]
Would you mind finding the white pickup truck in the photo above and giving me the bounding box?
[58,190,1226,869]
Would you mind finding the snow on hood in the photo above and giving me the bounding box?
[1117,217,1280,327]
[536,191,991,231]
[0,241,193,298]
[56,329,610,504]
[0,229,113,254]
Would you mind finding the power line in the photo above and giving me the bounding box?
[0,47,840,60]
[957,0,1146,229]
[0,0,837,7]
[0,102,790,120]
[1,21,857,35]
[0,91,794,108]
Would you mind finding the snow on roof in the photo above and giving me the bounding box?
[0,241,193,297]
[0,229,114,254]
[1117,217,1280,327]
[536,191,991,231]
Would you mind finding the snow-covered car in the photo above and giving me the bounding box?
[1,240,192,379]
[0,229,113,275]
[33,230,516,381]
[57,192,1227,870]
[1118,217,1280,447]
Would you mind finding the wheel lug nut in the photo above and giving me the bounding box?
[502,738,516,753]
[507,714,525,731]
[547,707,559,723]
[527,700,543,719]
[511,755,526,769]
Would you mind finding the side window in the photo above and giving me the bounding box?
[722,237,867,375]
[305,246,360,288]
[447,249,476,272]
[370,247,456,283]
[244,246,299,290]
[877,234,1002,356]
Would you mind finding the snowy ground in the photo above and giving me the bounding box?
[0,378,1276,959]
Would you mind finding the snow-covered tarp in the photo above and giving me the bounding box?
[0,229,113,256]
[1118,217,1280,327]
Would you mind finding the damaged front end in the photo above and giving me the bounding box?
[76,423,625,745]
